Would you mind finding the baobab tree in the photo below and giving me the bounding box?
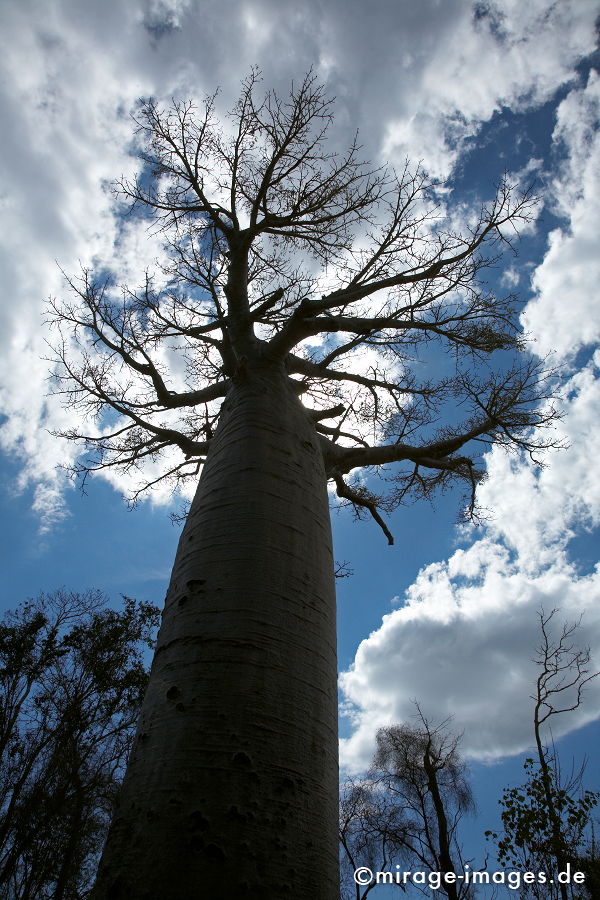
[49,72,558,899]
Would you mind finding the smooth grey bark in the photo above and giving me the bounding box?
[92,365,339,899]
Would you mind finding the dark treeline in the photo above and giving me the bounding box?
[1,595,597,899]
[0,591,158,900]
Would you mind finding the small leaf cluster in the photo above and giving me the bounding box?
[486,755,598,899]
[489,759,597,868]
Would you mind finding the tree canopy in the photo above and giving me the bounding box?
[49,70,558,540]
[340,714,475,900]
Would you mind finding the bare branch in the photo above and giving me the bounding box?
[48,72,559,516]
[332,471,394,545]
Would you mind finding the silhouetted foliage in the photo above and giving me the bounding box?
[340,776,409,899]
[340,713,475,899]
[0,590,159,899]
[489,756,597,899]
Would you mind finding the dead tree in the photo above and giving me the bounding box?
[532,610,599,900]
[490,609,599,900]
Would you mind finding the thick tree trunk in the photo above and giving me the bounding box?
[92,368,339,899]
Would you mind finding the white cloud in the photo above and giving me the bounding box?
[339,71,600,771]
[380,0,598,176]
[340,66,600,770]
[340,355,600,771]
[501,265,520,288]
[340,557,600,769]
[523,71,600,358]
[1,0,597,524]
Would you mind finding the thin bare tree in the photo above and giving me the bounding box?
[490,609,599,900]
[339,776,409,899]
[533,609,599,900]
[368,716,475,899]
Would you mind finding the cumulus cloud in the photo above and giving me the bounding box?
[339,72,600,771]
[340,358,600,770]
[0,0,598,775]
[523,70,600,358]
[1,0,597,525]
[380,0,598,176]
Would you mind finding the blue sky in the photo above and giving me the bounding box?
[1,0,600,871]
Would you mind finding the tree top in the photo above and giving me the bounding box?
[48,71,560,540]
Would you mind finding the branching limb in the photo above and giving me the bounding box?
[533,609,600,728]
[332,470,394,545]
[288,353,429,398]
[306,403,345,422]
[48,72,558,516]
[50,271,231,411]
[269,179,535,357]
[315,422,370,448]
